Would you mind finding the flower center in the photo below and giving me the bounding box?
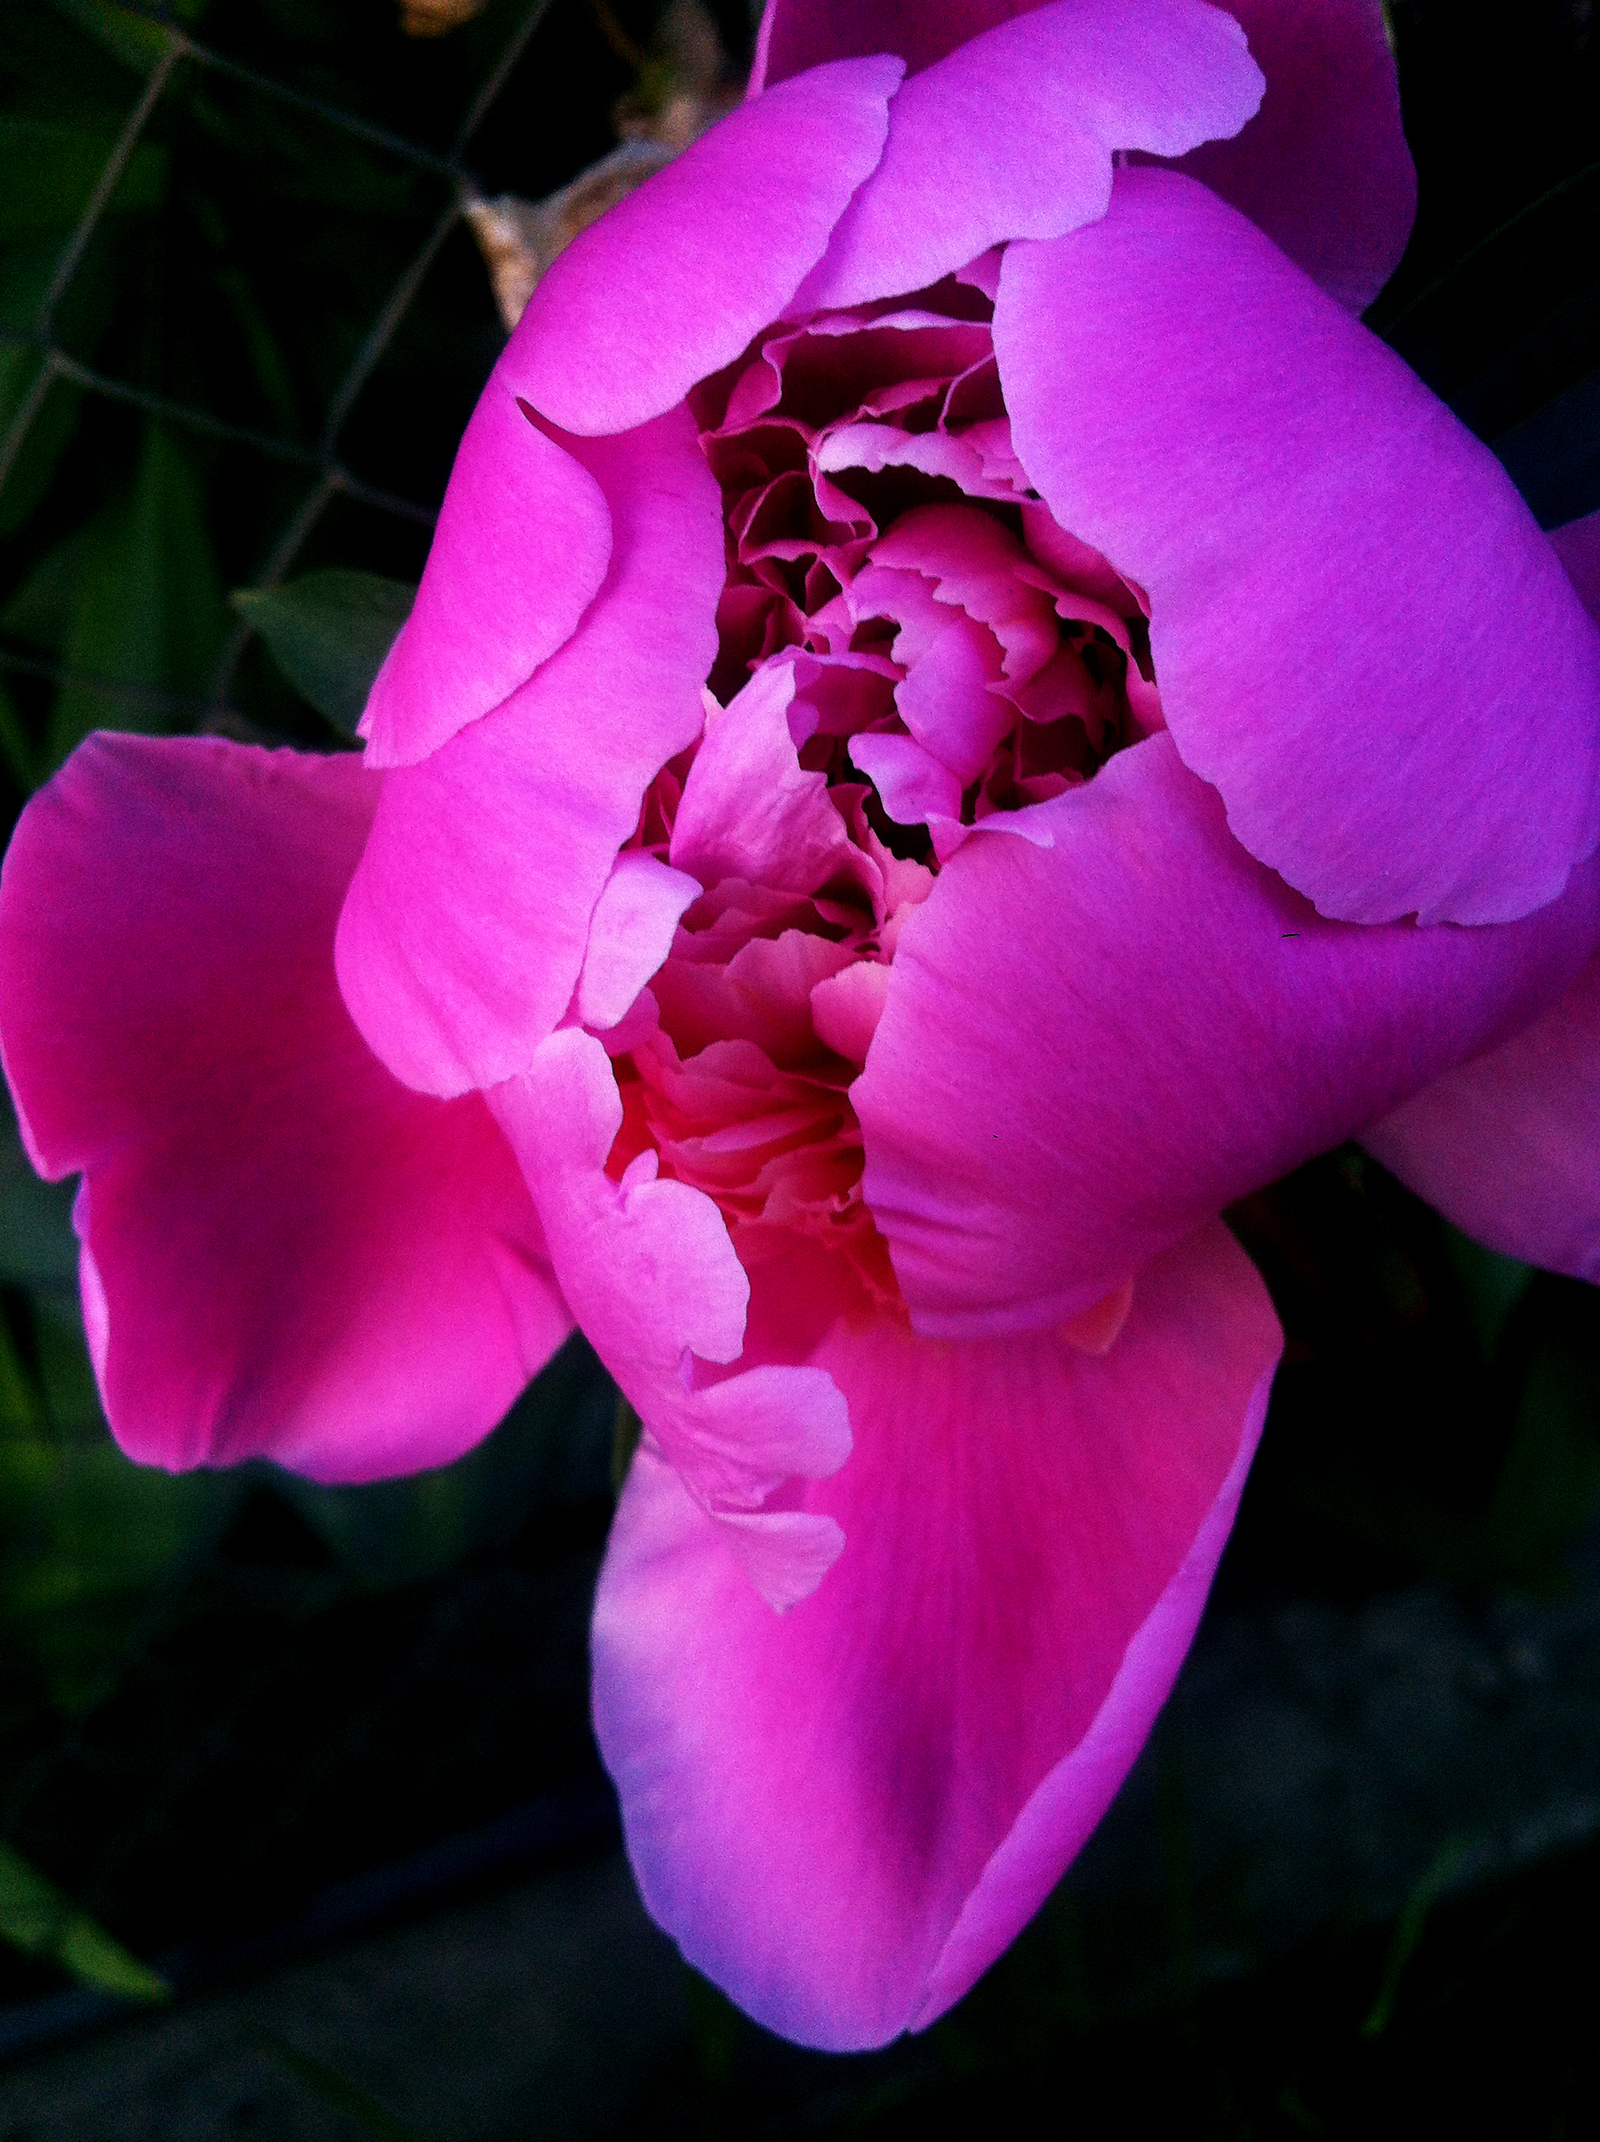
[604,265,1161,1308]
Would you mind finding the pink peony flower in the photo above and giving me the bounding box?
[5,0,1600,2049]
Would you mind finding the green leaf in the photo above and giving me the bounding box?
[46,422,228,768]
[0,118,167,246]
[0,1841,170,2001]
[232,571,415,735]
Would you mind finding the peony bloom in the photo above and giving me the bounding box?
[6,0,1600,2050]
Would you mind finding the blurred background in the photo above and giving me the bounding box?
[0,1,1598,2134]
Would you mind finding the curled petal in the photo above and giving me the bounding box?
[751,0,1030,88]
[792,0,1263,313]
[0,736,567,1481]
[493,1031,851,1609]
[855,735,1600,1340]
[577,851,701,1032]
[359,391,611,768]
[509,55,904,437]
[996,169,1600,926]
[593,1220,1280,2047]
[337,407,723,1097]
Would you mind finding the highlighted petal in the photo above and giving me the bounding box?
[360,390,611,768]
[593,1220,1280,2047]
[996,170,1600,926]
[793,0,1262,313]
[0,736,568,1481]
[337,407,723,1097]
[855,736,1600,1339]
[493,1032,851,1610]
[578,851,700,1031]
[509,56,904,437]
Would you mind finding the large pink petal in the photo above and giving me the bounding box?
[751,0,1036,88]
[358,389,611,769]
[995,169,1600,927]
[0,736,568,1481]
[508,56,903,438]
[791,0,1262,314]
[1171,0,1414,312]
[492,1031,852,1610]
[336,407,723,1097]
[1362,951,1600,1284]
[593,1219,1280,2048]
[854,735,1600,1341]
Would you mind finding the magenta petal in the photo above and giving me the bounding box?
[855,735,1600,1340]
[848,730,963,826]
[752,0,1035,89]
[577,851,701,1031]
[1172,0,1414,312]
[0,736,568,1480]
[493,1032,852,1610]
[359,389,611,768]
[337,407,723,1097]
[996,169,1600,926]
[508,55,903,438]
[792,0,1262,314]
[1553,507,1600,622]
[1362,950,1600,1284]
[593,1219,1280,2047]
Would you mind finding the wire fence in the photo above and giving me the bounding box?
[0,0,556,730]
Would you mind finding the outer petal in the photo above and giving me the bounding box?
[1361,951,1600,1284]
[751,0,1034,87]
[791,0,1262,314]
[593,1219,1280,2048]
[358,389,611,769]
[854,735,1600,1340]
[508,56,904,438]
[996,169,1600,927]
[1172,0,1414,312]
[1552,507,1600,618]
[336,406,722,1097]
[492,1031,851,1610]
[0,735,568,1481]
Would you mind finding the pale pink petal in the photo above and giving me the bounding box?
[792,0,1262,314]
[811,958,890,1064]
[492,1031,851,1609]
[1362,949,1600,1284]
[896,617,1011,781]
[670,660,867,898]
[359,390,611,768]
[336,407,722,1097]
[854,735,1600,1340]
[577,851,701,1031]
[996,170,1600,926]
[1172,0,1415,312]
[847,730,964,826]
[508,56,904,437]
[0,736,568,1481]
[593,1219,1280,2047]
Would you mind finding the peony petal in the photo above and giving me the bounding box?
[1552,506,1600,621]
[577,851,701,1032]
[996,169,1600,927]
[336,406,723,1097]
[0,735,568,1481]
[854,735,1600,1340]
[791,0,1262,313]
[508,56,904,437]
[593,1219,1280,2048]
[1361,949,1600,1284]
[359,390,611,768]
[848,730,964,827]
[751,0,1036,89]
[1170,0,1415,313]
[492,1031,851,1610]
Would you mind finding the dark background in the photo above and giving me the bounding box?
[0,1,1599,2134]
